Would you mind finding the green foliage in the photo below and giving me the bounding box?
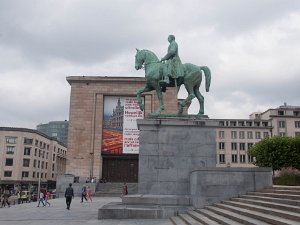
[248,136,300,171]
[273,174,300,186]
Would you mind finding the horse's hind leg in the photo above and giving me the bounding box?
[194,85,204,115]
[178,83,195,114]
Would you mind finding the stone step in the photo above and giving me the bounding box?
[240,194,300,206]
[170,216,188,225]
[247,192,300,200]
[179,213,203,225]
[262,188,300,195]
[214,203,300,225]
[95,182,138,197]
[197,207,263,225]
[231,197,300,213]
[273,186,300,191]
[98,202,191,219]
[122,195,191,206]
[221,200,300,221]
[187,210,225,225]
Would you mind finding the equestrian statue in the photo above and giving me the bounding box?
[135,35,211,116]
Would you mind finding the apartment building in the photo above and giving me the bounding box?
[216,104,300,167]
[0,127,67,191]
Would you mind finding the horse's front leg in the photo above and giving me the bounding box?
[154,85,164,114]
[136,85,152,111]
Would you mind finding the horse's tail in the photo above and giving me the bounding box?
[200,66,211,92]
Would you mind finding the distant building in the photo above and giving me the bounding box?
[0,127,67,191]
[37,121,69,145]
[216,104,300,167]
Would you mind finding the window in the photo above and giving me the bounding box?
[247,143,253,149]
[53,154,56,161]
[278,110,284,116]
[6,137,17,144]
[24,147,31,155]
[23,159,30,167]
[280,132,286,137]
[231,142,237,150]
[4,171,12,177]
[52,173,54,178]
[219,154,225,163]
[294,111,300,116]
[22,171,29,178]
[5,158,13,166]
[52,164,55,171]
[45,162,48,169]
[35,148,37,156]
[46,152,49,159]
[263,132,269,138]
[38,160,40,168]
[33,172,35,178]
[41,173,43,178]
[41,161,44,169]
[240,155,246,163]
[247,131,253,139]
[279,121,285,128]
[296,132,300,137]
[52,132,58,137]
[219,131,225,139]
[45,173,47,178]
[248,155,254,163]
[33,160,36,168]
[231,154,238,163]
[255,132,261,139]
[35,140,39,146]
[219,142,225,150]
[239,131,245,139]
[6,146,15,154]
[231,131,237,139]
[295,121,300,128]
[240,143,245,150]
[24,138,33,145]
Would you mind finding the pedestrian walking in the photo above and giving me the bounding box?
[65,183,74,210]
[121,182,128,198]
[86,186,93,202]
[44,190,51,206]
[37,191,45,207]
[1,190,10,208]
[80,185,87,203]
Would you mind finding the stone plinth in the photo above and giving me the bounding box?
[137,118,217,195]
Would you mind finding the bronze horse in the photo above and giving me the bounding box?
[135,49,211,115]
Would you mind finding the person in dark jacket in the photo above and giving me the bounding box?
[65,183,74,210]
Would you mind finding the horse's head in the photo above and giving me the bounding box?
[135,48,144,70]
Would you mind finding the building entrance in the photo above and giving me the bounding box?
[102,155,138,182]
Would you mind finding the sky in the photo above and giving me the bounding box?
[0,0,300,129]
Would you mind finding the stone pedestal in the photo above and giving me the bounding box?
[138,118,217,195]
[98,118,272,219]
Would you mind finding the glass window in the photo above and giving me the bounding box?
[239,131,245,139]
[6,137,17,144]
[53,154,56,161]
[248,155,254,163]
[22,171,29,178]
[295,121,300,128]
[278,110,284,116]
[33,172,35,178]
[219,142,225,150]
[263,132,269,138]
[247,143,253,149]
[23,159,30,167]
[240,143,245,150]
[231,131,237,139]
[231,154,238,163]
[4,171,12,177]
[247,131,253,139]
[5,158,13,166]
[255,132,261,139]
[280,132,286,137]
[24,147,31,155]
[6,146,15,154]
[33,159,36,168]
[219,154,225,163]
[24,138,33,145]
[219,131,225,139]
[231,142,237,150]
[240,155,246,163]
[279,121,285,128]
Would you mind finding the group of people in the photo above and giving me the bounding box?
[37,190,51,207]
[0,189,11,208]
[64,183,93,210]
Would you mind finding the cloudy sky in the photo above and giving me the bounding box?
[0,0,300,129]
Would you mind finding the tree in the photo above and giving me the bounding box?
[248,136,300,171]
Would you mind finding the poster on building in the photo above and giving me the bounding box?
[102,96,144,155]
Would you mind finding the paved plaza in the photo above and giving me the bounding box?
[0,197,172,225]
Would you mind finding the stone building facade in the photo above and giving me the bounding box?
[66,76,177,182]
[0,127,67,191]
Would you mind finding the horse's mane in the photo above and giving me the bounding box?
[141,49,159,61]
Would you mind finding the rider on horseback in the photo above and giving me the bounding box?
[159,35,184,86]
